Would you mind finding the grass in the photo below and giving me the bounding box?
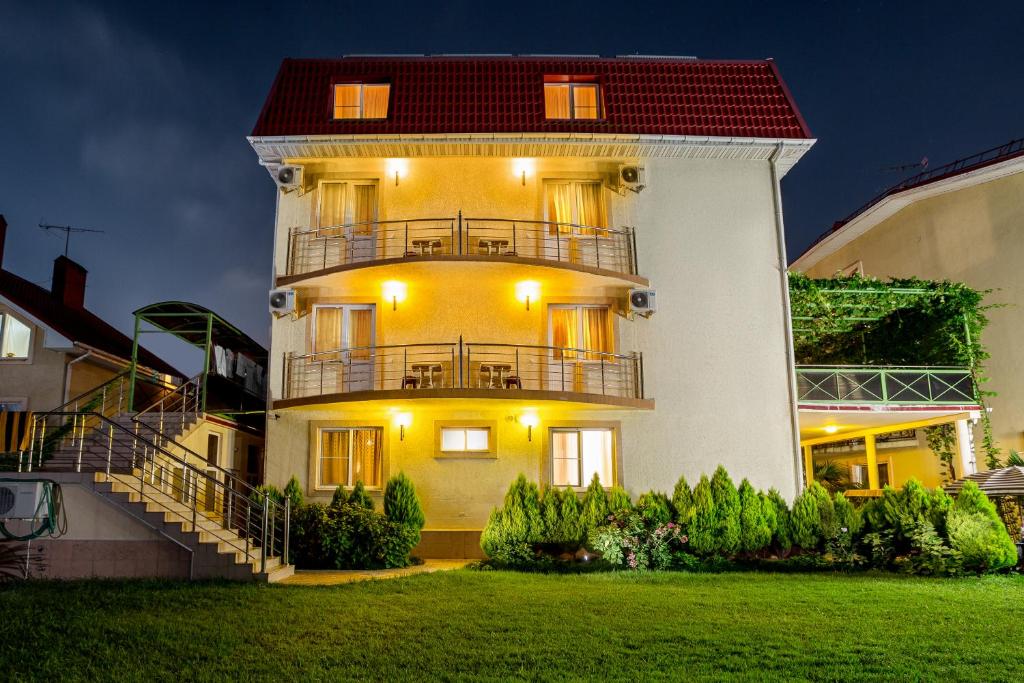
[1,570,1023,681]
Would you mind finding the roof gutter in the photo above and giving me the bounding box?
[769,141,805,500]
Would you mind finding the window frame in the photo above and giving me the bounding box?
[543,82,603,120]
[313,425,385,492]
[542,179,609,236]
[434,420,498,459]
[0,312,32,362]
[547,303,615,358]
[545,423,620,489]
[332,83,391,120]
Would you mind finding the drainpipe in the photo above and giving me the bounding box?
[769,142,804,500]
[63,348,94,403]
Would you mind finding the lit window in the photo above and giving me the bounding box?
[544,82,601,120]
[440,427,490,453]
[0,399,27,411]
[318,427,382,489]
[333,83,391,119]
[0,314,31,359]
[551,428,613,487]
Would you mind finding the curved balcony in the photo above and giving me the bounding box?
[277,340,651,409]
[279,215,642,286]
[795,366,976,406]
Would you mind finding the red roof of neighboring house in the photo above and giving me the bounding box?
[251,56,812,140]
[0,267,181,377]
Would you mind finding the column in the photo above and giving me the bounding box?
[865,433,880,490]
[803,445,815,487]
[955,419,976,478]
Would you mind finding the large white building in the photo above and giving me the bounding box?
[250,55,816,556]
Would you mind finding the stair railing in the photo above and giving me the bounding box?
[29,411,288,570]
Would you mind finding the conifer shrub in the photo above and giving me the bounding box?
[947,481,1017,572]
[347,480,375,510]
[558,487,585,545]
[766,488,792,553]
[480,475,544,563]
[672,475,694,532]
[636,491,673,525]
[607,486,633,515]
[539,485,563,542]
[832,492,862,537]
[738,479,771,555]
[384,472,426,548]
[789,490,820,551]
[581,474,610,532]
[807,482,837,543]
[759,491,779,551]
[687,475,718,556]
[710,466,741,555]
[330,486,348,508]
[283,476,304,511]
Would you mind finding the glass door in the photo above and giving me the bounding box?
[313,304,376,393]
[548,305,612,394]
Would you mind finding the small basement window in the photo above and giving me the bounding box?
[544,79,601,120]
[333,83,391,120]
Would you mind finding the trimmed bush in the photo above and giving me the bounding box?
[480,475,544,563]
[322,503,419,569]
[283,476,304,511]
[738,479,771,555]
[637,491,673,526]
[289,503,331,569]
[807,482,837,543]
[384,472,426,548]
[687,475,717,556]
[947,481,1017,572]
[766,488,792,553]
[607,486,633,515]
[710,466,741,555]
[672,475,694,532]
[557,487,585,545]
[330,486,348,507]
[581,475,610,532]
[833,492,862,537]
[790,490,820,550]
[347,481,374,510]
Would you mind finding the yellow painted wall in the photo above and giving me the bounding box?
[799,170,1024,457]
[812,439,946,489]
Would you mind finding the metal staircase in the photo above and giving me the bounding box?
[21,374,292,582]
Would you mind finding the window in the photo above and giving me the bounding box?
[0,313,30,359]
[316,180,378,232]
[851,462,890,488]
[0,399,27,411]
[549,305,612,359]
[544,81,601,120]
[206,433,221,466]
[440,427,490,453]
[333,83,390,119]
[318,427,383,489]
[551,428,614,487]
[544,180,607,235]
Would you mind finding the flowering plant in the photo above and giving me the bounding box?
[589,511,688,570]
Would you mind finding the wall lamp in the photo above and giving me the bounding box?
[520,413,539,441]
[386,158,408,187]
[515,280,540,311]
[395,412,412,440]
[382,280,407,311]
[513,158,534,186]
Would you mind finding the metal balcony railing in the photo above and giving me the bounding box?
[285,213,638,279]
[795,366,976,405]
[284,339,644,402]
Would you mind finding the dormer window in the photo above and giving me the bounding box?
[544,77,601,120]
[0,312,31,360]
[333,83,390,120]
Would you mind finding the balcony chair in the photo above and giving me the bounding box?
[401,375,419,389]
[504,375,522,390]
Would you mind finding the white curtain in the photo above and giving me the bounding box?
[318,183,346,232]
[544,84,570,119]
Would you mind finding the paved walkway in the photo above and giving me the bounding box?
[279,559,472,586]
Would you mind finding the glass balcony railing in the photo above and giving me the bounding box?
[282,340,645,403]
[795,366,976,405]
[284,214,638,280]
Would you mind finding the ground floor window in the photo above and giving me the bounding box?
[440,427,490,453]
[851,462,890,488]
[551,427,614,487]
[318,427,382,489]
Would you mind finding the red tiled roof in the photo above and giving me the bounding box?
[251,56,812,140]
[0,268,180,377]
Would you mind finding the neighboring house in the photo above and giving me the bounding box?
[0,215,179,415]
[791,138,1024,488]
[250,55,816,556]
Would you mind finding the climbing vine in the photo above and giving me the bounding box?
[924,424,957,484]
[789,272,1003,468]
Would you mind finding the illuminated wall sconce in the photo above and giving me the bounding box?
[382,280,407,311]
[823,425,839,434]
[386,158,408,186]
[515,280,540,311]
[394,412,413,440]
[520,412,539,441]
[513,158,534,186]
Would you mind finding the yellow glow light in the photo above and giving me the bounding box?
[386,158,408,186]
[515,280,540,311]
[823,425,840,434]
[382,280,407,310]
[513,158,534,185]
[520,412,539,441]
[394,411,413,440]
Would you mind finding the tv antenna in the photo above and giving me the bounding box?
[38,222,105,258]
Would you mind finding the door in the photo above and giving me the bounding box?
[313,304,376,393]
[317,181,378,265]
[548,305,613,394]
[544,180,608,267]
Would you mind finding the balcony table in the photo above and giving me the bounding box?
[410,239,443,256]
[477,238,511,256]
[478,363,513,389]
[409,363,443,388]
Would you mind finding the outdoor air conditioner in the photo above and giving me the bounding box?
[273,165,303,191]
[0,481,45,520]
[618,165,646,192]
[628,288,656,317]
[269,288,296,317]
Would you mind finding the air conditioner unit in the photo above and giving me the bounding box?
[618,165,646,192]
[0,481,45,520]
[628,288,656,316]
[273,165,303,191]
[269,288,296,317]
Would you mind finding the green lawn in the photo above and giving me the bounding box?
[2,571,1022,681]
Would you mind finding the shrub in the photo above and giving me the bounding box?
[283,476,304,511]
[833,492,862,537]
[636,491,673,526]
[807,482,837,542]
[893,520,961,576]
[289,503,331,569]
[384,472,426,548]
[710,466,741,555]
[672,475,694,531]
[947,481,1017,572]
[766,488,792,553]
[322,503,418,569]
[589,510,686,570]
[607,486,633,515]
[330,486,348,507]
[539,485,563,542]
[581,474,610,533]
[759,492,779,550]
[347,481,375,510]
[252,483,284,507]
[479,475,544,563]
[789,490,820,550]
[687,475,718,556]
[557,487,585,545]
[738,479,771,555]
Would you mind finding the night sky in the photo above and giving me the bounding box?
[1,1,1021,373]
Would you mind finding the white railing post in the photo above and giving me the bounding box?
[260,496,269,574]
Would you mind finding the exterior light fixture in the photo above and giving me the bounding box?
[395,412,413,440]
[520,412,539,441]
[386,158,408,187]
[823,425,839,434]
[515,280,540,311]
[513,159,533,186]
[382,280,407,311]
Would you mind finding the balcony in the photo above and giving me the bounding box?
[795,366,976,406]
[280,215,641,285]
[278,340,649,409]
